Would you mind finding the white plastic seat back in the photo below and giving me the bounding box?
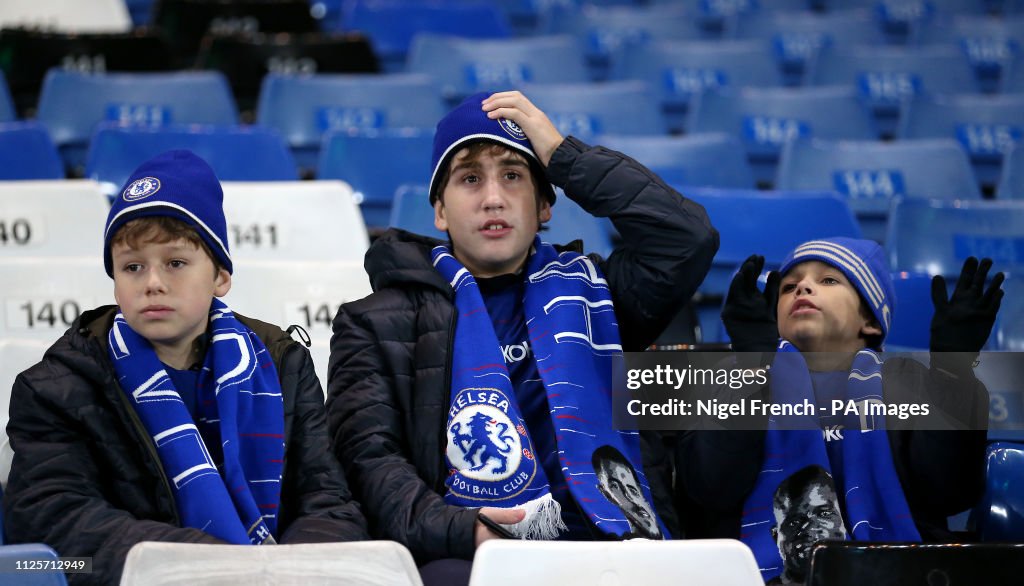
[221,181,368,264]
[0,338,52,487]
[469,539,764,586]
[0,258,113,341]
[119,541,423,586]
[0,0,131,32]
[0,180,108,258]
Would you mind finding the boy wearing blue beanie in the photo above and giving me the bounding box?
[679,238,1002,585]
[5,150,368,584]
[327,91,719,583]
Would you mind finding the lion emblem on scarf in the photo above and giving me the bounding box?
[448,409,521,479]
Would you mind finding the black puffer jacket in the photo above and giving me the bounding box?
[327,136,719,562]
[4,306,369,585]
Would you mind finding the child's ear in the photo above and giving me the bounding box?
[861,318,883,338]
[214,269,231,298]
[434,200,448,231]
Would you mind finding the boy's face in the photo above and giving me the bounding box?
[434,145,551,278]
[112,236,231,365]
[776,260,881,354]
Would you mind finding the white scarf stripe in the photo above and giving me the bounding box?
[793,241,885,306]
[792,244,884,309]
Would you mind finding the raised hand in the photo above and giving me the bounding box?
[930,257,1005,353]
[481,91,563,167]
[721,254,781,352]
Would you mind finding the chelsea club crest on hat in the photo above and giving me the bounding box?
[103,149,232,277]
[428,92,556,205]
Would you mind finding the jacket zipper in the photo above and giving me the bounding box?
[435,308,457,494]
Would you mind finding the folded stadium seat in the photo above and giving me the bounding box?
[0,122,64,179]
[0,72,14,122]
[469,539,763,586]
[256,73,443,175]
[317,129,434,233]
[35,70,238,177]
[808,45,979,139]
[806,542,1024,586]
[676,0,814,38]
[338,1,512,73]
[887,198,1024,280]
[0,28,173,118]
[997,144,1024,198]
[406,34,589,107]
[885,271,934,350]
[686,86,877,188]
[543,187,614,260]
[0,544,67,585]
[388,184,439,237]
[121,541,422,586]
[776,138,981,242]
[85,124,298,199]
[1003,53,1024,92]
[993,276,1024,351]
[732,9,886,86]
[899,93,1024,193]
[194,32,379,120]
[686,188,861,340]
[153,0,318,68]
[976,442,1024,538]
[544,4,705,82]
[0,179,108,258]
[616,40,784,134]
[0,0,131,33]
[840,0,991,45]
[599,133,756,189]
[519,81,665,140]
[0,338,52,487]
[915,15,1024,93]
[974,351,1024,441]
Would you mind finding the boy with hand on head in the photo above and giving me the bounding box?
[328,91,718,583]
[678,237,1002,585]
[4,150,368,585]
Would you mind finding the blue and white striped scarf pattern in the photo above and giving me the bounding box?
[434,237,667,540]
[108,298,284,544]
[742,342,919,583]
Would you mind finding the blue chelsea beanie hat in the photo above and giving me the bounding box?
[103,150,232,277]
[778,237,895,341]
[428,92,556,206]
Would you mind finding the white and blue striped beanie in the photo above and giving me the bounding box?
[779,237,894,340]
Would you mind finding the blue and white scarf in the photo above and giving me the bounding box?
[434,237,667,540]
[742,342,920,583]
[108,299,284,544]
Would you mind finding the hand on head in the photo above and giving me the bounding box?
[930,256,1004,353]
[482,92,563,167]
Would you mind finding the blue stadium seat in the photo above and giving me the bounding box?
[676,0,814,37]
[255,73,443,173]
[616,40,782,134]
[389,184,439,236]
[899,93,1024,190]
[1003,56,1024,93]
[976,441,1024,540]
[85,124,297,198]
[546,4,704,82]
[544,188,614,260]
[993,276,1024,351]
[406,34,588,106]
[338,1,512,72]
[0,544,67,585]
[317,129,434,231]
[886,271,934,350]
[519,81,664,139]
[998,144,1024,199]
[598,133,756,189]
[0,122,64,179]
[0,71,14,122]
[733,9,885,86]
[686,86,877,187]
[809,45,979,138]
[916,15,1024,93]
[841,0,990,44]
[35,70,238,175]
[887,198,1024,280]
[777,138,981,242]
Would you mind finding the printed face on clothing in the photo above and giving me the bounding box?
[434,144,552,278]
[112,235,231,366]
[772,474,847,582]
[596,457,662,539]
[776,261,882,354]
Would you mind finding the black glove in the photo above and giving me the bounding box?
[930,256,1004,353]
[721,254,782,352]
